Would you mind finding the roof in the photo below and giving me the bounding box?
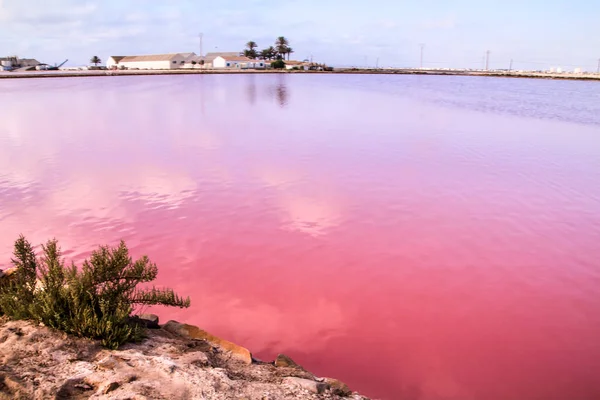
[187,55,211,63]
[119,54,184,63]
[205,52,240,58]
[285,60,309,65]
[218,56,254,62]
[109,56,126,63]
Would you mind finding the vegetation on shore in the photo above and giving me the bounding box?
[90,55,102,66]
[244,36,294,60]
[0,236,190,349]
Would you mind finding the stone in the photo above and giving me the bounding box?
[96,354,126,370]
[102,381,120,394]
[274,354,299,368]
[323,377,352,396]
[283,377,329,394]
[0,267,17,284]
[137,314,160,329]
[162,320,252,365]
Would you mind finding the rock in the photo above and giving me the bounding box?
[102,381,120,394]
[96,354,127,370]
[283,377,329,394]
[274,354,299,368]
[162,320,252,365]
[0,267,17,284]
[323,377,352,396]
[0,373,29,397]
[135,314,160,329]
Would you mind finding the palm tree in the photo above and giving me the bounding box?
[245,41,258,59]
[90,56,101,66]
[275,36,289,60]
[260,47,277,60]
[246,41,258,51]
[286,47,294,61]
[244,49,258,59]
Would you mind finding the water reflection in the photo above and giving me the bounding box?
[245,74,257,105]
[2,75,600,400]
[266,74,289,107]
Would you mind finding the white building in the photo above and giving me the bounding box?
[106,53,190,70]
[213,56,266,69]
[106,56,126,69]
[574,67,582,74]
[285,61,310,70]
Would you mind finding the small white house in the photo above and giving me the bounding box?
[213,56,266,69]
[107,53,189,70]
[285,61,310,70]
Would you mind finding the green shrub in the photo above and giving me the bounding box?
[0,236,190,349]
[271,60,286,69]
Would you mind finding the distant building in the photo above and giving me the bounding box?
[18,58,41,67]
[106,56,126,69]
[574,67,582,74]
[0,56,40,70]
[205,52,240,59]
[556,67,563,73]
[106,53,191,70]
[213,55,265,69]
[284,61,310,70]
[182,54,213,69]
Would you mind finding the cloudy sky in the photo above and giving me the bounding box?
[0,0,598,70]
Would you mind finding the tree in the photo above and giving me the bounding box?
[275,36,290,60]
[191,60,197,68]
[286,47,294,61]
[244,49,258,59]
[243,41,258,59]
[200,59,205,69]
[260,47,276,60]
[90,56,101,66]
[271,59,286,69]
[246,41,258,51]
[0,236,190,349]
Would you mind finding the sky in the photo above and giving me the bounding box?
[0,0,599,70]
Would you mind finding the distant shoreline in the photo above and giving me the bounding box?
[1,68,599,81]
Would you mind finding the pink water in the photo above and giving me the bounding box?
[1,74,600,399]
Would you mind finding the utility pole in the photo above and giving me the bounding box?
[376,57,379,69]
[419,43,425,69]
[364,56,368,68]
[485,50,490,71]
[509,59,513,72]
[597,58,600,74]
[199,33,203,57]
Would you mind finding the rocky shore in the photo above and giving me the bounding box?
[0,316,368,399]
